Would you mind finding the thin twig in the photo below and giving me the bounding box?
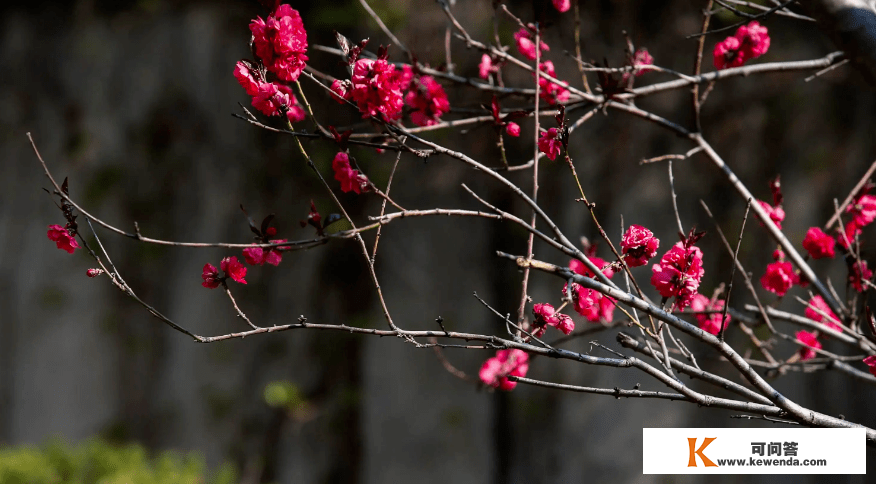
[357,0,410,59]
[431,338,476,383]
[692,0,714,132]
[668,160,685,236]
[372,142,404,261]
[824,160,876,230]
[718,198,750,342]
[573,0,592,94]
[225,285,258,330]
[617,332,772,405]
[717,0,812,21]
[508,376,785,416]
[516,25,543,328]
[686,1,795,38]
[804,58,850,82]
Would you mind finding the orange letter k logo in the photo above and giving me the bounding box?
[687,437,718,467]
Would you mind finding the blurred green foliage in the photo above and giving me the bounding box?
[263,380,305,412]
[0,438,236,484]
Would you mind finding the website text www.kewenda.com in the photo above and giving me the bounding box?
[716,458,827,466]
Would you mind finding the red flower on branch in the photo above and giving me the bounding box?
[650,241,704,310]
[570,256,615,279]
[243,239,288,267]
[796,330,821,361]
[804,295,842,332]
[221,256,247,285]
[864,356,876,377]
[630,48,654,76]
[846,194,876,228]
[332,152,369,194]
[532,303,574,336]
[47,224,80,254]
[690,294,729,336]
[249,4,308,82]
[713,21,770,70]
[760,261,796,296]
[86,268,104,278]
[513,26,549,61]
[487,96,525,138]
[201,263,221,289]
[552,0,571,13]
[621,48,655,84]
[201,257,248,289]
[234,61,261,96]
[757,200,785,230]
[621,224,659,267]
[234,61,305,123]
[850,260,872,293]
[405,75,450,127]
[536,61,570,105]
[802,227,835,259]
[538,128,563,160]
[330,79,351,103]
[345,57,406,121]
[479,349,529,391]
[837,220,861,249]
[713,36,742,70]
[253,81,306,122]
[572,286,615,323]
[479,54,498,80]
[567,258,616,323]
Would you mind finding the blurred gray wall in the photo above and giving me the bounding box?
[1,0,875,482]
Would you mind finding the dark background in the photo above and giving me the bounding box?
[2,0,875,482]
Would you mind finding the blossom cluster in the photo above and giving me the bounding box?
[479,349,529,391]
[202,256,248,288]
[840,194,876,248]
[406,75,451,127]
[479,54,499,80]
[536,61,570,106]
[331,54,450,127]
[760,251,798,297]
[621,225,659,267]
[758,191,875,297]
[198,210,295,289]
[804,295,842,332]
[538,128,563,160]
[250,4,308,82]
[243,238,289,267]
[234,4,308,123]
[802,227,835,259]
[651,242,705,310]
[532,303,574,337]
[552,0,571,13]
[621,48,654,84]
[713,21,770,70]
[332,58,407,121]
[795,330,821,361]
[690,294,730,336]
[332,152,369,194]
[47,224,80,254]
[758,199,785,230]
[513,27,549,61]
[864,356,876,377]
[567,256,617,323]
